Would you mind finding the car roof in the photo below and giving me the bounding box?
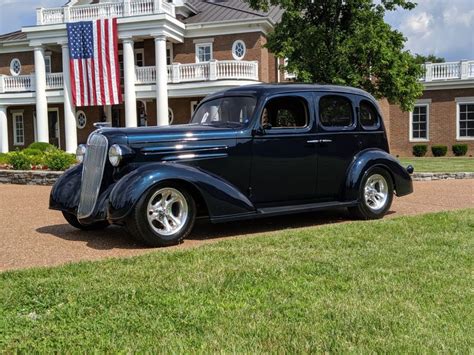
[203,83,377,102]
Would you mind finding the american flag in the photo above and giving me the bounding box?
[67,19,122,107]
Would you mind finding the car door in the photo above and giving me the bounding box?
[313,93,361,201]
[250,93,318,205]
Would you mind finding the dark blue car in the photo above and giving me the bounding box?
[50,84,414,247]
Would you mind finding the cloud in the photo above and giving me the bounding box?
[0,0,65,34]
[385,0,474,61]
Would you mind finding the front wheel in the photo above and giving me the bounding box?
[126,184,196,247]
[62,211,109,230]
[348,168,394,220]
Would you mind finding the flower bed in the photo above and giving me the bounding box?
[0,143,76,171]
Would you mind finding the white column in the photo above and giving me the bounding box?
[0,106,8,153]
[155,35,169,126]
[61,43,77,153]
[105,105,112,124]
[122,38,137,127]
[34,46,49,143]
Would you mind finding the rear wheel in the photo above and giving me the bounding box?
[348,167,393,220]
[62,211,109,230]
[126,184,196,247]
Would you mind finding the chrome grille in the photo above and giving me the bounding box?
[77,133,108,219]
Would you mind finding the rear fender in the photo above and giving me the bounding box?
[108,162,255,221]
[344,149,413,201]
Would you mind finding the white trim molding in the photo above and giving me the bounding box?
[456,99,474,141]
[409,103,430,142]
[12,110,25,146]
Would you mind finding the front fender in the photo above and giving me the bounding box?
[49,164,82,213]
[345,149,413,201]
[108,162,255,221]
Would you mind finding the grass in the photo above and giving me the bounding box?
[1,210,473,352]
[399,156,474,172]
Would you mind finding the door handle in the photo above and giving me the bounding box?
[307,139,332,144]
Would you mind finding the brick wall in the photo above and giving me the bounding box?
[388,88,474,157]
[0,51,34,76]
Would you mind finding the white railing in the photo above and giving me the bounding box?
[422,60,474,82]
[0,75,34,92]
[46,73,64,90]
[37,0,174,25]
[135,60,259,85]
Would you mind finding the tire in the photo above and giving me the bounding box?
[62,211,109,230]
[126,183,196,247]
[348,167,394,220]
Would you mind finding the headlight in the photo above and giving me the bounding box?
[108,144,123,167]
[76,144,87,163]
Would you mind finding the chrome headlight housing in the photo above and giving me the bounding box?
[108,144,123,167]
[76,144,87,163]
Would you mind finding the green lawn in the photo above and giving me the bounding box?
[398,157,474,172]
[1,210,473,352]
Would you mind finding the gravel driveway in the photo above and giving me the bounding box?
[1,179,473,272]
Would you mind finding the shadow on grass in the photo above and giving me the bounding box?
[36,208,390,251]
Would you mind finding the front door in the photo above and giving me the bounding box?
[48,109,60,148]
[250,94,317,205]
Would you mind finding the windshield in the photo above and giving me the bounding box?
[190,96,257,127]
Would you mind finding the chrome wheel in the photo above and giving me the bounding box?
[146,187,189,236]
[364,174,389,211]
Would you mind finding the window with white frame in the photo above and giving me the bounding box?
[232,40,246,60]
[195,43,212,63]
[135,48,145,67]
[166,43,173,65]
[457,102,474,139]
[190,100,199,116]
[45,55,52,73]
[13,112,24,145]
[10,58,21,76]
[410,104,429,141]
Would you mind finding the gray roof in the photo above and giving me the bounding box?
[184,0,283,24]
[0,30,26,43]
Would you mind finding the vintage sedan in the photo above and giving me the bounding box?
[50,84,413,247]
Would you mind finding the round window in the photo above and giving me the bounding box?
[168,108,174,124]
[232,40,246,60]
[76,110,87,129]
[10,58,22,76]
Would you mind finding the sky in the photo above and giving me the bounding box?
[0,0,473,61]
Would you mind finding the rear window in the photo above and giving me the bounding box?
[319,95,354,128]
[359,100,380,129]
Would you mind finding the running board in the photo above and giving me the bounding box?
[211,200,358,223]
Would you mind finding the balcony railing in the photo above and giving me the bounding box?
[0,61,259,93]
[422,60,474,82]
[37,0,175,25]
[0,73,64,93]
[136,60,260,84]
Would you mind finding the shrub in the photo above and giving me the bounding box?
[431,145,448,157]
[27,142,56,152]
[7,151,31,170]
[22,148,43,156]
[412,144,428,157]
[452,144,468,156]
[0,153,8,165]
[44,150,76,171]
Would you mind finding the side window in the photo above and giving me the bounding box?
[319,95,354,128]
[359,100,380,129]
[261,96,308,128]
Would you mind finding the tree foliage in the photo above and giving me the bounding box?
[245,0,424,111]
[413,54,445,65]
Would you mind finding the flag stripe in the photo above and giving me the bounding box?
[112,18,122,103]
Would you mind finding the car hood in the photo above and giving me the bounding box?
[96,123,240,146]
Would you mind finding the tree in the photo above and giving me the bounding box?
[245,0,424,111]
[413,54,445,65]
